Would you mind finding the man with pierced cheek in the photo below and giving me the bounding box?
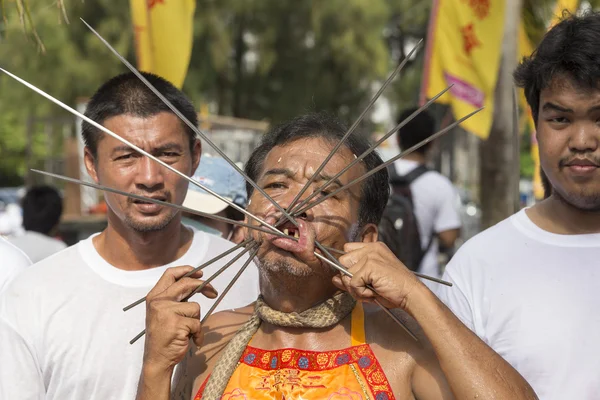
[137,113,538,400]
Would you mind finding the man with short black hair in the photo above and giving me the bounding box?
[434,11,600,399]
[8,185,67,263]
[392,108,461,279]
[0,72,259,400]
[137,113,537,400]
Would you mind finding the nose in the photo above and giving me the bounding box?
[135,156,165,190]
[569,122,599,153]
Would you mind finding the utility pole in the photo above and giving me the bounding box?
[479,0,522,229]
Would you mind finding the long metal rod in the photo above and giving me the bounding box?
[181,243,257,303]
[288,85,453,215]
[124,239,254,312]
[80,21,444,295]
[0,67,281,234]
[34,169,451,288]
[30,170,285,239]
[81,19,305,237]
[281,39,423,219]
[318,244,451,287]
[201,246,259,324]
[129,243,256,345]
[294,108,483,215]
[81,19,346,272]
[314,251,418,341]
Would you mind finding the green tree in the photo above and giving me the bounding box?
[0,0,133,185]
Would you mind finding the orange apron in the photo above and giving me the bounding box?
[195,302,395,399]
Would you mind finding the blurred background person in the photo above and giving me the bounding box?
[182,154,248,244]
[0,236,31,293]
[389,108,462,280]
[7,185,66,263]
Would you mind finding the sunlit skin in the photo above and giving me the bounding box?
[84,112,201,269]
[136,138,538,400]
[243,137,377,310]
[528,75,600,233]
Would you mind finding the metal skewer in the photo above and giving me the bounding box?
[77,22,454,298]
[35,169,451,288]
[314,252,418,341]
[279,40,424,221]
[123,239,254,311]
[30,170,285,239]
[293,108,484,216]
[129,242,256,345]
[81,19,313,239]
[200,246,260,324]
[0,67,282,235]
[288,85,453,215]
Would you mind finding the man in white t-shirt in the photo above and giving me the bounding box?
[434,12,600,400]
[0,72,259,400]
[393,108,462,280]
[0,236,31,293]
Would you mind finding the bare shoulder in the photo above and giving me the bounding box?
[363,303,441,397]
[181,304,255,399]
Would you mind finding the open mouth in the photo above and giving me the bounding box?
[259,217,309,251]
[281,226,300,239]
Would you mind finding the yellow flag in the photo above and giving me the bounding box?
[129,0,196,89]
[520,0,579,200]
[420,0,506,139]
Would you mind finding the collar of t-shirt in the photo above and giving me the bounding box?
[511,208,600,248]
[78,228,209,288]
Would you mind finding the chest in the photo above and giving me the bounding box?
[477,251,600,397]
[37,284,149,399]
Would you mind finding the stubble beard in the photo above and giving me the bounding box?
[123,208,178,232]
[554,184,600,213]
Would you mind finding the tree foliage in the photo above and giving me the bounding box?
[0,0,392,185]
[1,0,599,186]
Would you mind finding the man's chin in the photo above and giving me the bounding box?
[258,250,330,278]
[123,213,176,233]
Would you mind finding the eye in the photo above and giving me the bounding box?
[265,182,287,190]
[547,116,570,124]
[115,154,133,161]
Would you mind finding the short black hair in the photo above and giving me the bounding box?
[21,185,63,235]
[82,72,198,157]
[514,11,600,123]
[396,107,436,154]
[245,112,390,227]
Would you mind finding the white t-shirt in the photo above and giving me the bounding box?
[0,236,31,293]
[434,209,600,400]
[0,228,259,400]
[393,159,462,280]
[7,231,67,263]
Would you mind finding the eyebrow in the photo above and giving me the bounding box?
[542,102,600,114]
[111,143,183,156]
[542,102,573,113]
[262,168,343,187]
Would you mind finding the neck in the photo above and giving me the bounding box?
[259,269,340,313]
[94,212,193,270]
[402,152,426,164]
[527,194,600,235]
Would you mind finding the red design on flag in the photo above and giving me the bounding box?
[461,23,481,55]
[463,0,490,19]
[147,0,165,9]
